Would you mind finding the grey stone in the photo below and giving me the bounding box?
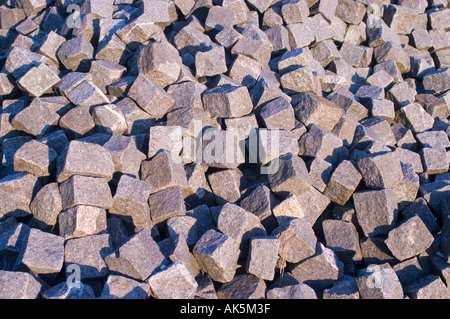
[311,40,342,68]
[0,172,40,218]
[289,242,344,291]
[280,65,316,94]
[360,118,396,147]
[58,205,107,239]
[268,153,310,197]
[239,184,276,226]
[64,234,112,280]
[101,275,150,299]
[149,187,186,223]
[416,94,449,119]
[57,72,92,97]
[272,218,317,264]
[405,275,450,299]
[272,194,305,225]
[335,0,366,25]
[56,140,114,183]
[229,54,262,88]
[392,163,420,210]
[246,236,279,281]
[205,5,235,31]
[59,175,113,210]
[57,35,94,72]
[0,270,42,299]
[402,198,439,234]
[66,80,110,109]
[356,263,404,299]
[357,151,404,189]
[92,104,128,135]
[17,63,60,98]
[15,228,64,275]
[423,68,450,95]
[353,188,398,237]
[322,275,359,299]
[95,34,133,65]
[298,124,348,164]
[29,182,62,230]
[293,92,344,131]
[331,116,358,146]
[393,257,426,288]
[13,139,57,179]
[267,283,317,299]
[202,85,253,118]
[193,229,240,283]
[208,169,242,204]
[89,60,126,95]
[245,0,274,13]
[386,81,417,108]
[420,147,449,175]
[11,98,60,137]
[114,98,155,135]
[328,88,368,122]
[296,186,331,226]
[104,228,166,281]
[107,76,136,98]
[166,81,207,110]
[217,274,266,299]
[127,73,175,119]
[59,106,95,139]
[322,219,361,263]
[148,125,184,158]
[384,4,418,35]
[41,281,95,299]
[103,135,146,178]
[281,0,309,24]
[0,8,26,29]
[323,160,361,205]
[110,174,152,231]
[217,203,266,253]
[286,23,315,49]
[194,274,218,299]
[148,261,198,299]
[231,37,272,69]
[374,41,410,74]
[307,157,333,193]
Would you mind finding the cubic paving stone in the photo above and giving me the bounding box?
[149,187,186,223]
[41,281,95,299]
[64,234,112,280]
[217,274,266,299]
[392,163,420,210]
[246,236,280,281]
[147,125,184,158]
[239,184,276,225]
[92,104,128,135]
[322,219,361,263]
[202,84,253,118]
[385,215,434,262]
[56,140,114,183]
[307,157,333,193]
[322,275,360,299]
[17,63,60,98]
[0,172,40,218]
[208,169,243,204]
[13,139,57,179]
[148,261,198,299]
[353,188,398,237]
[58,205,107,240]
[0,270,42,299]
[101,275,150,299]
[268,153,310,197]
[267,283,317,299]
[402,198,439,234]
[272,218,317,264]
[272,194,304,225]
[356,263,404,299]
[29,182,62,230]
[59,106,95,139]
[324,160,362,205]
[15,228,64,275]
[59,175,113,210]
[393,257,427,288]
[193,229,240,283]
[420,147,449,175]
[357,151,404,189]
[289,242,344,291]
[405,274,450,299]
[104,228,166,281]
[66,80,110,109]
[127,73,175,119]
[57,35,94,72]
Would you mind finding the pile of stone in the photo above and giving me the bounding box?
[0,0,449,299]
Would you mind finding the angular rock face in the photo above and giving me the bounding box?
[0,0,449,301]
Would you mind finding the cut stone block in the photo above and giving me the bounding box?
[137,40,182,88]
[114,97,155,135]
[89,60,126,95]
[386,81,416,108]
[423,68,450,95]
[95,34,133,65]
[272,218,317,263]
[149,187,186,223]
[328,88,368,122]
[280,66,316,94]
[103,135,146,178]
[405,275,450,299]
[324,160,362,205]
[110,174,152,231]
[357,151,403,189]
[208,169,242,204]
[59,175,113,210]
[193,229,240,283]
[385,215,434,262]
[66,80,110,109]
[148,261,198,299]
[272,194,304,225]
[286,23,315,49]
[293,92,344,131]
[217,274,266,299]
[259,97,295,131]
[17,63,60,98]
[384,4,418,35]
[57,72,92,97]
[356,263,404,299]
[289,242,344,291]
[246,236,279,281]
[415,94,449,119]
[92,104,127,135]
[148,125,184,158]
[322,275,359,299]
[217,203,266,254]
[0,172,40,218]
[322,219,361,263]
[15,228,64,275]
[392,163,420,210]
[104,228,166,281]
[297,185,331,226]
[231,37,272,69]
[239,184,275,224]
[307,157,333,193]
[13,139,57,178]
[245,0,274,13]
[56,140,114,183]
[0,270,42,299]
[229,53,262,88]
[334,0,366,25]
[420,147,449,175]
[331,115,358,146]
[159,233,200,278]
[11,98,60,137]
[374,41,410,74]
[402,198,439,234]
[57,35,94,72]
[268,153,310,197]
[59,106,95,139]
[205,5,235,31]
[281,0,309,24]
[58,205,107,240]
[298,124,348,164]
[267,283,317,299]
[127,73,175,119]
[353,188,398,237]
[29,182,62,230]
[202,85,253,118]
[360,118,396,146]
[41,281,95,299]
[167,81,206,110]
[311,40,342,68]
[64,234,112,279]
[255,129,300,165]
[101,275,150,299]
